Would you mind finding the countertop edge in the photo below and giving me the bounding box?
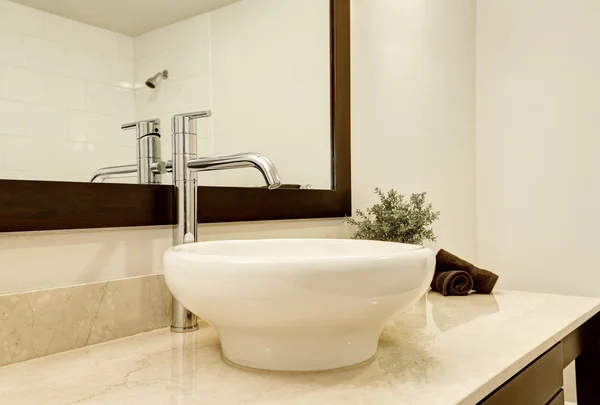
[463,299,600,405]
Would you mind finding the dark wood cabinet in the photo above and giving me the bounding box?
[479,312,600,405]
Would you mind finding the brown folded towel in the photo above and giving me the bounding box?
[435,249,499,294]
[431,270,473,296]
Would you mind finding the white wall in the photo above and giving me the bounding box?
[0,0,477,295]
[210,0,331,189]
[134,0,331,189]
[352,0,477,259]
[476,2,600,400]
[0,0,135,182]
[476,0,600,297]
[0,220,343,294]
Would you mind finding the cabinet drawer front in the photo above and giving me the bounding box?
[479,343,563,405]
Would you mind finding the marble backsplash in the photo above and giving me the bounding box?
[0,274,172,367]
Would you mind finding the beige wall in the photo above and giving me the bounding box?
[0,221,344,294]
[351,0,477,261]
[477,0,600,297]
[0,0,477,295]
[476,1,600,401]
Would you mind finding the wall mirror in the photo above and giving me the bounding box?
[0,0,350,231]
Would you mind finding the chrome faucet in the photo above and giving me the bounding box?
[90,118,167,183]
[170,111,281,332]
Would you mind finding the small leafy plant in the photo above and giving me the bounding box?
[345,188,440,245]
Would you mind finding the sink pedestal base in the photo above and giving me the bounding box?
[217,325,382,372]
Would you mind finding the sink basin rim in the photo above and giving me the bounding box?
[166,238,427,263]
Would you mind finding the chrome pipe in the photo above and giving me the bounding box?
[121,119,163,184]
[90,118,165,184]
[90,162,166,183]
[170,111,210,332]
[90,164,137,182]
[187,153,281,189]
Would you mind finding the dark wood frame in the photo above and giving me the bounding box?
[0,0,351,233]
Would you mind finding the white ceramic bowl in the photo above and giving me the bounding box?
[164,239,435,372]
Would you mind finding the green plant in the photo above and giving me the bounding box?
[345,188,440,245]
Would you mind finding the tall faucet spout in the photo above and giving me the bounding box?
[187,153,281,189]
[170,111,282,333]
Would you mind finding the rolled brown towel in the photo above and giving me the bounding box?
[431,270,474,296]
[435,249,499,294]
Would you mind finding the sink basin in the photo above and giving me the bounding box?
[164,239,435,372]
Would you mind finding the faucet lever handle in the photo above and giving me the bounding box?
[174,111,212,120]
[172,110,212,134]
[120,122,138,130]
[121,118,161,138]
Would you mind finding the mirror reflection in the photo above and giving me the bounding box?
[0,0,332,189]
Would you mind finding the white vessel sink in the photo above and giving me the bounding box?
[164,239,435,372]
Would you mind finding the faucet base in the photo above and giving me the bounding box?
[171,297,198,333]
[170,324,199,333]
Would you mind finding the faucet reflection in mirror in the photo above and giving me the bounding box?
[170,111,282,332]
[90,118,167,184]
[91,109,281,331]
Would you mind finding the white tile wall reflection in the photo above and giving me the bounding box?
[132,0,330,188]
[1,0,330,186]
[133,13,212,185]
[0,0,135,182]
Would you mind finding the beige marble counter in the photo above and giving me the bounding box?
[0,290,598,405]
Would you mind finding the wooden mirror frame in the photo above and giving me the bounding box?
[0,0,350,232]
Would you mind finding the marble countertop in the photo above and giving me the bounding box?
[1,290,599,405]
